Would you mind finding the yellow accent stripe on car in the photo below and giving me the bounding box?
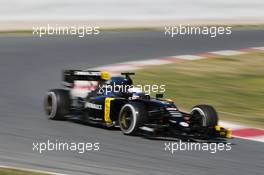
[101,71,111,80]
[226,128,232,138]
[104,98,114,123]
[215,125,221,131]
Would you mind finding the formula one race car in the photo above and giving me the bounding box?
[44,70,231,139]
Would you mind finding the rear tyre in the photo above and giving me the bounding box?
[118,102,146,135]
[190,104,218,127]
[44,89,70,120]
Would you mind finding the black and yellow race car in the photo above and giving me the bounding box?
[44,70,231,139]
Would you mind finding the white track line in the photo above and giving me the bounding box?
[209,50,245,56]
[94,65,141,72]
[248,135,264,143]
[251,47,264,51]
[117,59,172,66]
[172,55,205,60]
[219,121,246,130]
[231,135,264,143]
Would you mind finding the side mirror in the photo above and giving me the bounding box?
[156,93,164,99]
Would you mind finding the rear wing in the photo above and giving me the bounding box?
[121,72,134,85]
[63,70,110,84]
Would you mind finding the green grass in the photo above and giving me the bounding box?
[133,52,264,128]
[0,167,51,175]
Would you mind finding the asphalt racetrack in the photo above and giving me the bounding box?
[0,30,264,175]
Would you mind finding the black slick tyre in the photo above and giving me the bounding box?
[119,102,146,135]
[44,89,70,120]
[190,104,218,127]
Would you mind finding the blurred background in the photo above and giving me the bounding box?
[0,0,264,30]
[0,1,264,175]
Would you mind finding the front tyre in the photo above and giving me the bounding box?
[44,89,70,120]
[190,104,218,127]
[118,102,146,135]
